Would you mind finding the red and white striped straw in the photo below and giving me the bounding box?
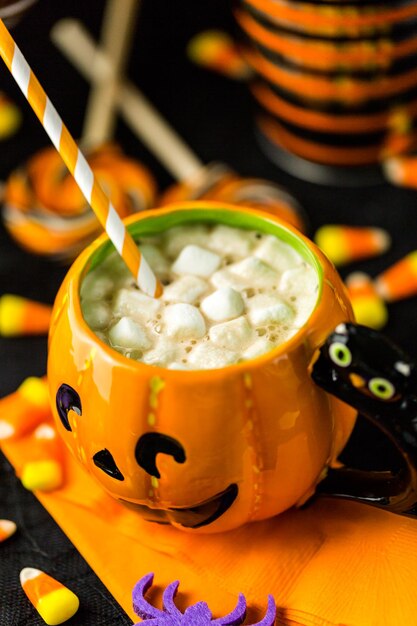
[0,19,162,298]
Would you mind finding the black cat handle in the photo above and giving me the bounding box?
[311,322,417,513]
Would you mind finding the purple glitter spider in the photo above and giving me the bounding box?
[132,573,276,625]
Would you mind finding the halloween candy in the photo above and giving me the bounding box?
[20,423,64,492]
[20,568,79,626]
[187,30,252,80]
[375,250,417,301]
[0,376,50,440]
[314,225,391,266]
[3,144,157,261]
[0,293,52,336]
[0,519,16,542]
[345,272,388,330]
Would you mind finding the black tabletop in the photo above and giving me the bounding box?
[2,0,417,624]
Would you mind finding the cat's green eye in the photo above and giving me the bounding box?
[329,342,352,367]
[368,377,395,400]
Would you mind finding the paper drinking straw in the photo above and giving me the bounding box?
[0,19,162,298]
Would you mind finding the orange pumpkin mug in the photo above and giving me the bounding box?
[47,203,417,532]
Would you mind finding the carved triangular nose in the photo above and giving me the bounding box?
[135,432,186,478]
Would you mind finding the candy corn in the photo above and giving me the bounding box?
[20,424,64,492]
[187,30,252,80]
[0,92,21,139]
[0,376,51,440]
[383,155,417,188]
[0,294,52,336]
[345,272,388,330]
[20,568,79,626]
[314,225,391,266]
[0,519,17,542]
[375,251,417,302]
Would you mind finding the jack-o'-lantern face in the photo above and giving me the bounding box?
[48,204,356,533]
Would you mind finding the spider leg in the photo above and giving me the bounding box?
[132,573,166,619]
[162,580,182,618]
[212,592,247,625]
[247,595,276,626]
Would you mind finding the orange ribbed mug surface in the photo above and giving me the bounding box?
[47,202,356,533]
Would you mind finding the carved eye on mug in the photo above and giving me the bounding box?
[368,377,396,401]
[56,384,82,431]
[328,342,352,368]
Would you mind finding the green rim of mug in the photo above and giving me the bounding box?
[87,206,323,300]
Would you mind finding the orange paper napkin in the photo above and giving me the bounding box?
[2,405,417,626]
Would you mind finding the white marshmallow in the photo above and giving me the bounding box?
[246,294,294,326]
[82,300,112,330]
[109,317,151,350]
[207,224,254,258]
[163,303,206,340]
[162,275,208,304]
[139,243,170,280]
[243,337,278,361]
[167,362,188,370]
[187,342,238,369]
[279,265,319,296]
[201,287,244,322]
[81,272,114,301]
[172,245,221,277]
[162,224,210,258]
[141,338,178,367]
[211,267,248,291]
[113,288,162,322]
[209,316,253,350]
[255,235,301,272]
[228,257,279,288]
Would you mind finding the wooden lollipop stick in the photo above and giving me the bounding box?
[51,19,204,182]
[82,0,140,147]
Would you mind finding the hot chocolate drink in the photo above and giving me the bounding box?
[80,223,319,369]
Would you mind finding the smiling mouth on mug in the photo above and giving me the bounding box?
[119,483,238,528]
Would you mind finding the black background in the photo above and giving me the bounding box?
[1,0,417,624]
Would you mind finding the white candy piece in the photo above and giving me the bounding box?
[201,287,244,322]
[172,245,221,277]
[109,317,151,350]
[187,342,238,369]
[255,235,301,272]
[207,224,254,258]
[162,275,208,304]
[81,273,114,301]
[211,267,248,291]
[243,336,278,361]
[280,265,319,296]
[167,362,188,370]
[246,294,294,326]
[139,243,170,280]
[82,300,112,330]
[209,316,253,350]
[228,257,279,288]
[113,288,162,322]
[162,224,210,258]
[141,338,178,367]
[163,303,206,340]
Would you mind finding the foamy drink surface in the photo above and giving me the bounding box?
[80,223,319,369]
